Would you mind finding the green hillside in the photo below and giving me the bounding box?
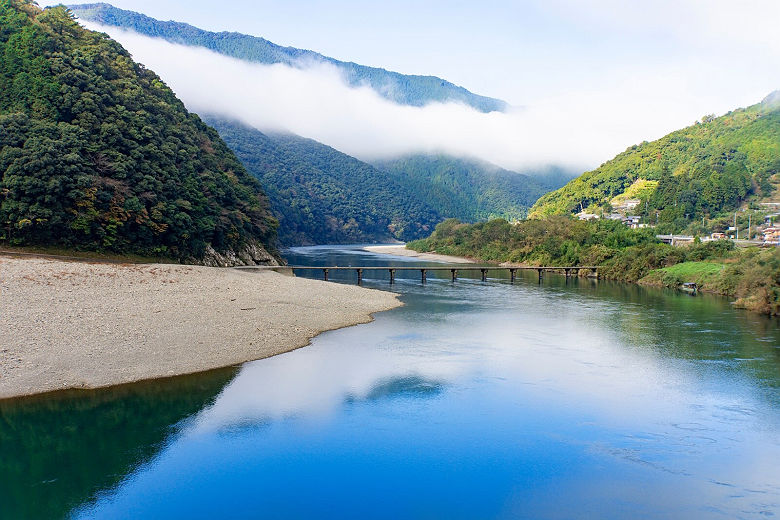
[374,155,572,222]
[0,0,277,262]
[530,93,780,225]
[68,3,507,113]
[409,218,780,316]
[203,116,442,245]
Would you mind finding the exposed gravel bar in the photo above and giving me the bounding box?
[0,255,401,399]
[362,245,475,263]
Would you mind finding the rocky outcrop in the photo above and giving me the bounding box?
[197,241,281,267]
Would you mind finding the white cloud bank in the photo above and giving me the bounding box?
[86,22,775,172]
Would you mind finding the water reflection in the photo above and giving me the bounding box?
[356,376,445,401]
[66,246,780,519]
[0,368,237,520]
[4,245,780,519]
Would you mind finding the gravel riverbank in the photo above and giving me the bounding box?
[362,245,475,263]
[0,256,401,399]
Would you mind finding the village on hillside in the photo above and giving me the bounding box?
[577,200,780,246]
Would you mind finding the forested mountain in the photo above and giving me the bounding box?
[531,93,780,224]
[0,0,277,263]
[374,155,573,222]
[68,3,508,113]
[203,116,442,245]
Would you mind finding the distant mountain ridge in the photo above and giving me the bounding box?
[374,155,574,222]
[203,116,442,245]
[60,3,576,247]
[201,117,571,245]
[67,3,508,113]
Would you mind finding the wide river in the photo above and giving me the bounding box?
[2,245,779,519]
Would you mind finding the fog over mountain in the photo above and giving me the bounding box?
[76,22,640,172]
[37,0,777,175]
[69,2,508,113]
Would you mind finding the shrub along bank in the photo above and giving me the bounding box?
[408,217,780,316]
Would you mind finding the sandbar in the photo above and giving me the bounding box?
[363,245,474,263]
[0,256,401,399]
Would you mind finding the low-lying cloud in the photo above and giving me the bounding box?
[85,23,753,172]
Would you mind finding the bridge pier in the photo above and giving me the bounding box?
[272,265,601,284]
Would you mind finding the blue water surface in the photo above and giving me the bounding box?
[5,245,779,519]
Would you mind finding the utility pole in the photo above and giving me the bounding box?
[734,212,738,240]
[748,214,751,241]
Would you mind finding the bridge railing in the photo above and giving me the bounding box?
[238,265,601,284]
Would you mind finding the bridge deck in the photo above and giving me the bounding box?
[238,265,600,271]
[238,264,600,284]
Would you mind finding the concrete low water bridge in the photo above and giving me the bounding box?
[240,265,601,284]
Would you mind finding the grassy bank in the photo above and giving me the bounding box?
[408,217,780,316]
[639,262,727,289]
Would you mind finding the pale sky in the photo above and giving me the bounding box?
[45,0,779,105]
[40,0,780,169]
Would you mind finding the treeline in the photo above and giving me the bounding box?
[409,217,780,315]
[531,93,780,226]
[204,116,442,245]
[0,1,276,260]
[374,155,571,223]
[69,3,508,112]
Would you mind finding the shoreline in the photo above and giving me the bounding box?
[403,246,773,315]
[0,255,402,400]
[363,244,475,263]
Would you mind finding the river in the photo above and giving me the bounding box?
[1,245,778,519]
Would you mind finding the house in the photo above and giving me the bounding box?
[656,234,694,245]
[577,211,600,221]
[622,215,642,228]
[763,227,780,244]
[764,213,780,225]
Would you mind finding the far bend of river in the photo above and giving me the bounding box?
[1,245,779,519]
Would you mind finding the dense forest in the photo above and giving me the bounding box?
[68,3,507,113]
[374,155,573,222]
[203,116,442,245]
[531,93,780,225]
[409,218,780,315]
[0,0,277,261]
